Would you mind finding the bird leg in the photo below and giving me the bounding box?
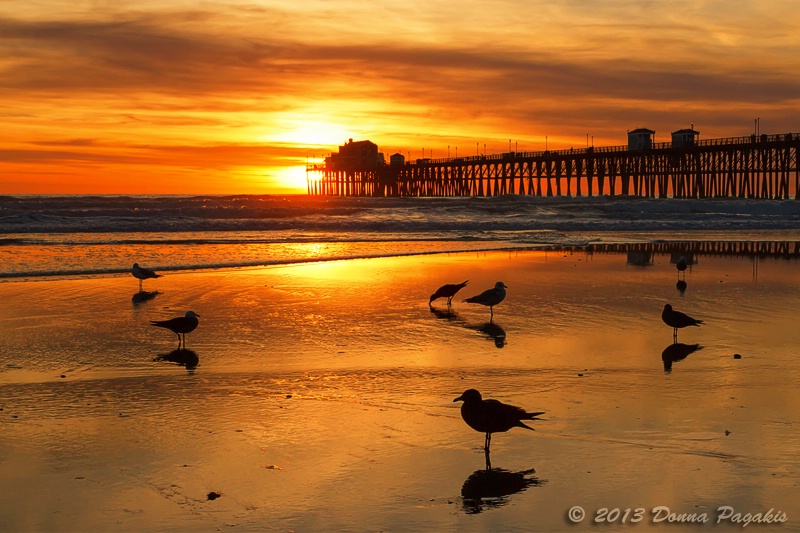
[484,432,491,453]
[484,447,492,471]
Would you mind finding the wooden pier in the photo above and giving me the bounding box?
[307,132,800,199]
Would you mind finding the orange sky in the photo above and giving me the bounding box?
[1,1,799,194]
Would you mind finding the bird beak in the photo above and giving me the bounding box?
[453,395,463,402]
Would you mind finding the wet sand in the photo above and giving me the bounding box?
[1,247,799,531]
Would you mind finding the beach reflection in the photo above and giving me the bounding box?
[429,307,506,347]
[675,279,687,296]
[132,290,160,305]
[3,243,800,532]
[460,465,544,514]
[661,343,703,373]
[429,306,459,321]
[154,348,199,371]
[474,322,506,348]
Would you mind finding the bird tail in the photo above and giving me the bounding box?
[695,320,704,326]
[516,411,545,431]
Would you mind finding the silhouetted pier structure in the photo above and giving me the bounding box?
[307,132,800,199]
[555,240,800,260]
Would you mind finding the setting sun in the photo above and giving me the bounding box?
[273,164,312,192]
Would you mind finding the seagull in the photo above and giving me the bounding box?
[464,281,507,319]
[151,311,200,349]
[661,304,703,341]
[131,263,161,289]
[430,280,469,307]
[453,389,544,453]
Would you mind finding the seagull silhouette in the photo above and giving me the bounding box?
[454,389,544,453]
[430,280,469,307]
[151,311,200,349]
[132,263,161,289]
[661,304,703,341]
[464,282,507,320]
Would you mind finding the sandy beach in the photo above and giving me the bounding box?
[1,246,799,532]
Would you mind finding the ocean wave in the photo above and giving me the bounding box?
[3,194,800,235]
[0,242,529,280]
[3,194,800,280]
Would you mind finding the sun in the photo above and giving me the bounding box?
[273,165,312,192]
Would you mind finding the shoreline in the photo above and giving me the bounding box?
[5,229,800,282]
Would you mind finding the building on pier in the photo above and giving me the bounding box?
[627,128,655,150]
[326,139,385,170]
[672,128,700,147]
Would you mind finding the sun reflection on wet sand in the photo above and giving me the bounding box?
[1,247,799,531]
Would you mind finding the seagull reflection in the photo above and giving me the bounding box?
[661,343,703,373]
[132,290,160,305]
[429,308,508,348]
[675,279,687,296]
[475,322,506,348]
[676,255,688,279]
[429,305,460,321]
[154,348,199,371]
[460,465,544,514]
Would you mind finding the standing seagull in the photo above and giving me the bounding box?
[454,389,544,453]
[151,311,200,349]
[464,281,507,320]
[132,263,161,290]
[662,304,703,341]
[430,280,469,307]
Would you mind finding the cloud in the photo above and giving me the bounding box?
[1,2,799,192]
[2,10,798,108]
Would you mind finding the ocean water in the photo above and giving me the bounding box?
[3,194,800,279]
